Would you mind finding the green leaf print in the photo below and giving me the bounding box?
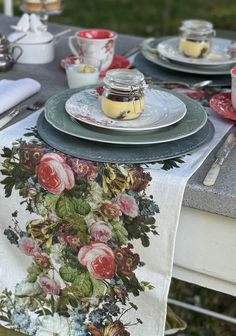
[73,198,91,216]
[111,220,129,245]
[65,214,89,244]
[73,272,93,297]
[59,266,78,283]
[44,194,60,211]
[26,264,42,283]
[56,194,76,218]
[91,278,106,297]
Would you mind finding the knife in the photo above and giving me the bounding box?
[0,106,25,130]
[203,130,236,186]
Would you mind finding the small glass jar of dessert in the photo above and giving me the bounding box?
[179,20,215,58]
[101,69,147,120]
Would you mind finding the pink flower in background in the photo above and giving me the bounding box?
[116,193,138,218]
[36,153,74,194]
[19,237,40,256]
[39,276,60,295]
[89,221,112,243]
[78,242,116,279]
[70,159,97,180]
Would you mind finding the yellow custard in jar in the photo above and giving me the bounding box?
[179,38,210,58]
[101,69,146,120]
[179,20,214,59]
[101,96,144,120]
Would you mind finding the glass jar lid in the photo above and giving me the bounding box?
[180,19,214,37]
[103,69,146,91]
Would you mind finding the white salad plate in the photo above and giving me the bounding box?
[65,88,187,132]
[157,37,236,66]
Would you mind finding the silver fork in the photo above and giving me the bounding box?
[0,100,44,130]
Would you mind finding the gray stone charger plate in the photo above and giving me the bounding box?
[44,87,207,145]
[37,112,214,163]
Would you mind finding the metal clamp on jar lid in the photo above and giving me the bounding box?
[101,69,147,120]
[179,20,215,58]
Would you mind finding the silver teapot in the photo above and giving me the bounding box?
[0,34,22,71]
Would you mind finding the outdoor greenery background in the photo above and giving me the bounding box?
[1,0,236,335]
[0,0,236,36]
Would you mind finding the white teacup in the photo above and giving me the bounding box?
[68,29,117,72]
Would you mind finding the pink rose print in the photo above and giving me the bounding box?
[39,276,60,295]
[89,221,112,243]
[78,242,116,279]
[36,153,74,194]
[116,193,138,218]
[19,237,40,256]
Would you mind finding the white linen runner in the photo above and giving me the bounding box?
[0,108,233,336]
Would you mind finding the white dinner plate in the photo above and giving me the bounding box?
[65,88,187,132]
[157,37,236,66]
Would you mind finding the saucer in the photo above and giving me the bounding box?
[60,54,131,75]
[157,37,236,66]
[210,92,236,121]
[65,88,187,132]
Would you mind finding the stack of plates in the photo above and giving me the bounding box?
[37,86,214,163]
[138,36,236,79]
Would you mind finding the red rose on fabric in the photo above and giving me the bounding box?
[36,153,75,194]
[39,276,60,295]
[89,221,112,243]
[19,237,41,256]
[78,242,116,279]
[116,193,138,218]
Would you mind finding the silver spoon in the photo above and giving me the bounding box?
[191,79,213,89]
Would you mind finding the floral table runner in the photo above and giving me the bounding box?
[0,106,233,336]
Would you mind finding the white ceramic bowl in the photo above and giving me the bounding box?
[8,31,55,64]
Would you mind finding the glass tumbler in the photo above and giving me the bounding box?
[65,56,101,89]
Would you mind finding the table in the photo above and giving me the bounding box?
[0,14,236,299]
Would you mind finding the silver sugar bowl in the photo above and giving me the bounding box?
[0,34,22,71]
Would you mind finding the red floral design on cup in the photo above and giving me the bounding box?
[39,276,60,295]
[116,193,138,218]
[68,29,117,72]
[89,221,112,243]
[19,237,40,256]
[36,153,75,194]
[78,242,116,279]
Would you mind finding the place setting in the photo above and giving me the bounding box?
[36,66,214,163]
[134,19,235,86]
[0,14,215,164]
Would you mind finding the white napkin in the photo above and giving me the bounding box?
[0,78,41,115]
